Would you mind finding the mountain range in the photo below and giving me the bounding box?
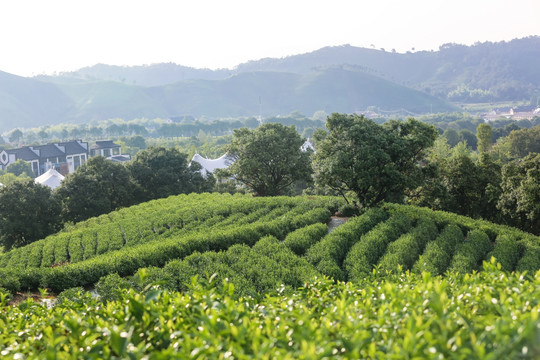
[1,36,539,132]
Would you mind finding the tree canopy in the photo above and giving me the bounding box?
[0,180,61,250]
[56,156,136,223]
[313,114,437,209]
[498,153,540,235]
[225,123,312,196]
[128,147,212,201]
[6,159,35,178]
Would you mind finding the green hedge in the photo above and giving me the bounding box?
[378,218,438,273]
[413,224,464,275]
[305,207,388,280]
[344,214,412,281]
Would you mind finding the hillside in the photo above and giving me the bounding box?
[1,193,539,358]
[44,36,540,100]
[0,68,456,131]
[0,71,74,129]
[0,193,538,295]
[2,38,538,131]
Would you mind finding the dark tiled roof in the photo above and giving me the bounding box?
[108,155,131,163]
[33,144,65,158]
[90,140,120,150]
[7,147,40,161]
[58,141,88,155]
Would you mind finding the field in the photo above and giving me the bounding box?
[1,193,539,358]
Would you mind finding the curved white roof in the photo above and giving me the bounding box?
[35,168,65,190]
[191,153,233,176]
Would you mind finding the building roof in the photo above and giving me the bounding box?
[90,140,120,150]
[58,140,88,155]
[32,144,65,159]
[108,155,131,163]
[7,147,40,161]
[190,153,233,176]
[35,168,65,189]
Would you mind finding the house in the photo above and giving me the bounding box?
[0,140,88,176]
[90,140,131,163]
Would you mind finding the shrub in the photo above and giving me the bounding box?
[344,214,412,281]
[306,207,388,268]
[378,218,438,273]
[95,273,133,303]
[489,235,520,271]
[284,223,328,256]
[448,230,491,274]
[413,224,463,275]
[56,287,88,306]
[0,269,20,294]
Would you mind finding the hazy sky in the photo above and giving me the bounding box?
[1,0,539,77]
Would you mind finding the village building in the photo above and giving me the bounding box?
[482,107,540,122]
[0,140,88,176]
[90,140,131,163]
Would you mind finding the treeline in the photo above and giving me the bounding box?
[409,124,540,234]
[2,113,325,148]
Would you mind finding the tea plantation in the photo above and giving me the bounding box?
[1,193,539,358]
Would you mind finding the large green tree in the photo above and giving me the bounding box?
[476,123,493,153]
[56,156,136,223]
[313,114,437,209]
[0,180,62,250]
[225,123,312,196]
[128,147,212,201]
[498,153,540,235]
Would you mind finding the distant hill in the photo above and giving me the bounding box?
[0,71,74,130]
[1,37,538,131]
[41,36,540,101]
[0,67,456,131]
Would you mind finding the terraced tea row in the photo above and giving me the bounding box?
[0,194,340,293]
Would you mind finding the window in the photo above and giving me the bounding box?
[74,155,81,170]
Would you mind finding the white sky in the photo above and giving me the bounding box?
[0,0,539,77]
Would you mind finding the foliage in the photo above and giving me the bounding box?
[128,146,212,201]
[344,214,412,281]
[283,223,328,256]
[95,273,133,302]
[56,156,137,223]
[0,180,61,251]
[505,125,540,158]
[498,153,540,234]
[225,123,312,196]
[6,159,35,178]
[476,123,493,153]
[313,114,438,209]
[2,266,540,358]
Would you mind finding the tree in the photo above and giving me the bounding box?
[6,159,35,178]
[56,156,136,223]
[128,147,212,201]
[0,180,62,250]
[498,153,540,235]
[313,114,437,209]
[459,129,477,150]
[443,128,460,147]
[506,125,540,158]
[476,123,493,153]
[225,123,312,196]
[9,129,23,144]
